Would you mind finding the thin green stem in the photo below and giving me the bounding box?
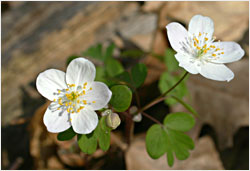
[136,71,189,114]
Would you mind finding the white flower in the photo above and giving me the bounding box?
[166,14,244,82]
[36,58,112,134]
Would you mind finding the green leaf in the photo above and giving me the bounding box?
[77,133,97,154]
[83,43,103,61]
[105,58,124,77]
[164,48,179,72]
[171,95,198,117]
[94,116,112,151]
[104,43,115,60]
[109,85,132,112]
[168,129,194,160]
[57,127,76,141]
[146,124,167,159]
[95,66,107,83]
[120,49,144,58]
[131,63,147,88]
[158,72,188,106]
[166,150,174,167]
[115,71,132,85]
[66,55,80,66]
[164,112,195,132]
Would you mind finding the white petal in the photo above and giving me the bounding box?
[66,58,96,89]
[188,15,214,39]
[175,53,199,74]
[211,42,245,63]
[166,22,188,52]
[43,104,71,133]
[199,62,234,82]
[84,82,112,110]
[36,69,67,101]
[71,108,98,134]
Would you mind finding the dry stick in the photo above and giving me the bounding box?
[136,71,189,115]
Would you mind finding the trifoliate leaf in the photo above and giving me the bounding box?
[57,127,76,141]
[83,43,103,61]
[109,85,132,112]
[131,63,147,88]
[145,124,167,159]
[158,71,188,106]
[171,95,198,117]
[104,43,115,60]
[164,48,179,72]
[105,58,124,77]
[94,116,111,151]
[77,133,97,154]
[164,112,195,132]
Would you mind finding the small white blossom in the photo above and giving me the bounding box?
[36,58,112,134]
[129,106,142,122]
[166,14,244,82]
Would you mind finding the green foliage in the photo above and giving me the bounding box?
[83,43,103,61]
[77,133,97,154]
[109,85,132,112]
[163,112,195,132]
[77,116,112,154]
[94,116,112,151]
[146,124,167,159]
[131,63,147,88]
[164,48,179,72]
[146,112,195,167]
[120,49,144,58]
[171,95,198,117]
[66,55,81,66]
[105,58,124,77]
[159,72,188,106]
[57,127,76,141]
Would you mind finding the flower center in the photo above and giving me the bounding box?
[191,32,224,60]
[50,82,96,114]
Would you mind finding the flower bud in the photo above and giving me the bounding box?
[106,113,121,130]
[101,109,112,116]
[133,113,142,122]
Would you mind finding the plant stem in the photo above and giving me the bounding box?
[141,112,163,126]
[136,71,189,114]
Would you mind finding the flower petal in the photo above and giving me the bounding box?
[84,82,112,110]
[43,104,71,133]
[71,108,98,134]
[66,58,96,89]
[175,53,199,74]
[36,69,67,101]
[199,62,234,82]
[188,15,214,39]
[211,42,245,63]
[166,22,188,52]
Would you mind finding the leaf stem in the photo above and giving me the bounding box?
[136,71,189,114]
[141,111,163,126]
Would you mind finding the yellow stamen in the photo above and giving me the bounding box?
[77,100,80,104]
[215,48,220,51]
[197,46,201,50]
[70,118,72,121]
[69,102,72,105]
[58,90,61,93]
[57,107,60,110]
[212,54,216,57]
[194,42,197,47]
[205,37,208,41]
[221,52,224,54]
[90,87,92,90]
[53,99,56,102]
[67,108,70,113]
[204,49,207,54]
[194,37,199,43]
[66,89,69,91]
[203,44,207,49]
[92,101,96,103]
[199,32,202,37]
[83,100,87,105]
